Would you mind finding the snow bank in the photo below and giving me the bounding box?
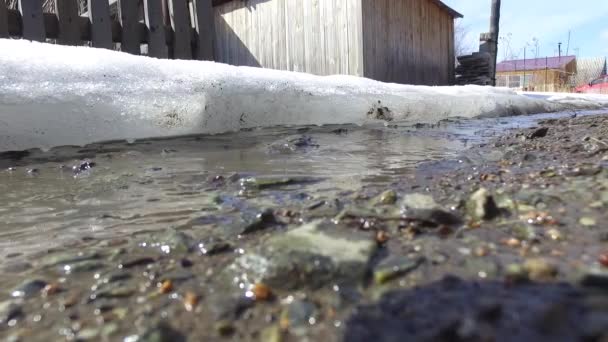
[519,91,608,109]
[0,39,604,151]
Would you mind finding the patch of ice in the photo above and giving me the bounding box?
[0,39,605,151]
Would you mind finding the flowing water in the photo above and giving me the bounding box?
[0,110,595,262]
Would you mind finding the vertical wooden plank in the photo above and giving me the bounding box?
[119,0,140,54]
[19,0,45,42]
[54,0,80,45]
[88,0,112,49]
[193,0,214,60]
[212,3,224,63]
[0,0,8,38]
[168,0,192,59]
[144,0,168,58]
[448,17,456,85]
[293,0,304,72]
[346,0,363,77]
[303,0,313,73]
[277,0,286,70]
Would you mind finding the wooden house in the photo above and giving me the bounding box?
[2,0,461,85]
[496,56,577,92]
[212,0,462,85]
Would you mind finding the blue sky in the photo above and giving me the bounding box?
[442,0,608,60]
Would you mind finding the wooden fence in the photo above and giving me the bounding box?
[0,0,214,60]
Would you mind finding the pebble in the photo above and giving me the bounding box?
[373,256,425,285]
[466,188,501,221]
[215,320,236,336]
[119,256,155,269]
[139,322,186,342]
[198,236,232,255]
[373,190,397,205]
[522,258,558,281]
[0,301,23,324]
[11,279,48,298]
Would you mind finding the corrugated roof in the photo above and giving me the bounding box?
[430,0,463,18]
[573,57,607,86]
[497,56,576,72]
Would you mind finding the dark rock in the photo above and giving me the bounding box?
[119,256,155,269]
[527,127,549,139]
[198,236,232,255]
[72,160,96,174]
[580,271,608,289]
[373,256,425,284]
[139,322,186,342]
[466,188,501,221]
[345,278,591,342]
[0,301,23,324]
[154,230,197,254]
[240,209,277,234]
[11,279,48,298]
[267,135,319,154]
[225,220,376,290]
[211,296,255,321]
[401,193,462,226]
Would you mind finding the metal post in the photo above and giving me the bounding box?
[545,56,549,91]
[523,47,526,90]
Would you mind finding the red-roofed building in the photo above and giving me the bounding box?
[496,56,577,92]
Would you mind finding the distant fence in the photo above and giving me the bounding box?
[0,0,214,60]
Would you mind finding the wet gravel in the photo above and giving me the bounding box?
[0,113,608,341]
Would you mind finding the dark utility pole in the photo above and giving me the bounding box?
[480,0,502,86]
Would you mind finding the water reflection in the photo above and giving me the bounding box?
[0,110,602,259]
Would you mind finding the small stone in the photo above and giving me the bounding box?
[373,256,425,284]
[198,237,232,255]
[11,279,48,298]
[599,253,608,268]
[580,271,608,288]
[523,258,558,281]
[580,217,597,227]
[42,283,62,297]
[466,188,501,221]
[375,231,390,245]
[76,328,100,340]
[226,220,377,290]
[372,190,397,205]
[260,325,284,342]
[0,301,23,324]
[250,283,272,301]
[43,251,101,267]
[527,127,549,139]
[140,322,186,342]
[280,299,316,328]
[401,193,462,226]
[183,291,199,312]
[215,320,236,336]
[546,229,563,241]
[155,230,196,254]
[65,260,106,274]
[240,209,277,234]
[505,264,528,282]
[119,256,155,269]
[158,280,173,294]
[402,193,438,210]
[240,176,316,190]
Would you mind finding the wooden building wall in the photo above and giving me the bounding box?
[213,0,456,85]
[213,0,363,76]
[361,0,454,85]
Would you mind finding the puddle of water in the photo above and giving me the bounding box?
[0,109,599,258]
